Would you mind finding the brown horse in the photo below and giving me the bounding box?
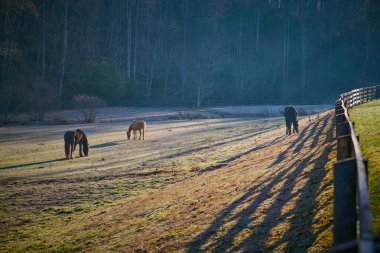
[64,129,89,159]
[127,120,146,140]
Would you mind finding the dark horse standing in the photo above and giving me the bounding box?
[64,129,89,159]
[284,105,299,135]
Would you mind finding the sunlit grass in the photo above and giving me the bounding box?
[350,99,380,234]
[0,112,335,252]
[0,117,283,251]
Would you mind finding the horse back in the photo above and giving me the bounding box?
[285,106,297,121]
[64,131,75,143]
[131,120,146,130]
[139,120,146,130]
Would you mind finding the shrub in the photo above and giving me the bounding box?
[50,115,70,125]
[168,111,207,120]
[73,94,106,123]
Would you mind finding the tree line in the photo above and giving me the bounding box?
[1,0,379,111]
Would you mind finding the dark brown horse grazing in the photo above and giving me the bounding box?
[127,120,146,140]
[284,105,299,135]
[64,129,89,159]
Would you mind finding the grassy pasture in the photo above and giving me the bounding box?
[349,99,380,234]
[0,110,334,252]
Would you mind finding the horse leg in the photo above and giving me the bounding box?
[139,129,142,140]
[142,128,145,140]
[133,130,137,139]
[70,143,74,159]
[286,121,291,135]
[294,120,299,134]
[79,142,83,157]
[65,141,69,159]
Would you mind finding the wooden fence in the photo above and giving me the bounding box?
[326,85,380,253]
[341,86,380,108]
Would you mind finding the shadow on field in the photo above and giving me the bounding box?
[197,135,285,174]
[221,135,285,164]
[91,141,121,149]
[268,114,331,168]
[164,125,279,161]
[185,113,334,252]
[0,158,67,170]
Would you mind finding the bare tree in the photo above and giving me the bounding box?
[73,94,106,123]
[58,0,68,97]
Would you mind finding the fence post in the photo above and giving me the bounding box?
[337,135,353,161]
[336,122,350,138]
[336,113,347,125]
[330,85,378,253]
[335,105,344,115]
[334,158,357,245]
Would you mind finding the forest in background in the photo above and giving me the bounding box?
[1,0,380,111]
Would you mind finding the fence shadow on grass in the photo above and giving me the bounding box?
[268,113,331,168]
[0,158,67,170]
[185,113,334,252]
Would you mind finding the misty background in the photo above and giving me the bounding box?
[1,0,380,110]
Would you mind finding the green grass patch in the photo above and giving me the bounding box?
[350,99,380,234]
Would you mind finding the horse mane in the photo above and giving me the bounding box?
[75,128,84,136]
[127,124,133,134]
[75,129,89,155]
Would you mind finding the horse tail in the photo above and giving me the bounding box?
[64,132,72,158]
[65,141,69,157]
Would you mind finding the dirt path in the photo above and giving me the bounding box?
[0,112,335,252]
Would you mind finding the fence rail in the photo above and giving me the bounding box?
[341,85,380,108]
[326,85,380,253]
